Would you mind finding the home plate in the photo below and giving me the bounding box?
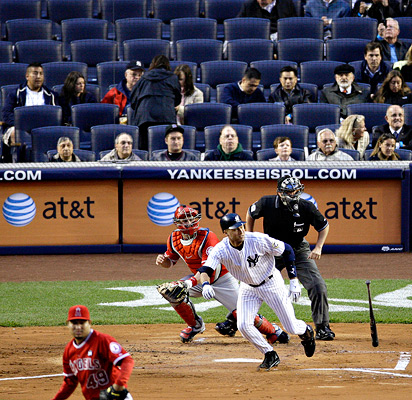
[214,358,262,363]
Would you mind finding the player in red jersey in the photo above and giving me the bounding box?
[52,305,134,400]
[156,206,290,344]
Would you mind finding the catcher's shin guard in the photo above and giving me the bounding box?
[173,298,199,327]
[215,310,238,337]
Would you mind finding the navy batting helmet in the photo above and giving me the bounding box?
[220,213,245,233]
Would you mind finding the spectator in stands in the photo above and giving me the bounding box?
[363,0,401,23]
[336,114,370,159]
[49,137,80,162]
[404,0,412,15]
[59,71,97,125]
[204,125,253,161]
[307,129,354,160]
[101,60,145,120]
[151,125,198,161]
[399,45,412,82]
[356,42,390,97]
[372,104,412,148]
[100,133,141,161]
[269,66,311,124]
[237,0,296,38]
[305,0,351,38]
[369,132,400,160]
[130,55,181,150]
[269,136,295,161]
[379,18,409,63]
[320,64,369,119]
[2,62,58,162]
[222,67,266,122]
[374,69,412,105]
[174,64,204,125]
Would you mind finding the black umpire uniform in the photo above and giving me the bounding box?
[246,194,335,341]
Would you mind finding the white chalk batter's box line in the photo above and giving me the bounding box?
[1,352,409,382]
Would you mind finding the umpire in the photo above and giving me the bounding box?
[246,175,335,341]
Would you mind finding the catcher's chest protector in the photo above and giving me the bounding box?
[171,229,209,270]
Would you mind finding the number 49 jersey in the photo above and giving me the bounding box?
[62,329,131,400]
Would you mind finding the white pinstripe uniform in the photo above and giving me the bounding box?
[204,231,307,354]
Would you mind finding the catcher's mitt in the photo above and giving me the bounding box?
[99,386,129,400]
[157,280,188,303]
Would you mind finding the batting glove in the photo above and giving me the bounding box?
[202,282,215,300]
[288,279,301,303]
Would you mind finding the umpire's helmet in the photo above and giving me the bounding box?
[220,213,245,233]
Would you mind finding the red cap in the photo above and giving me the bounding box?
[67,305,90,321]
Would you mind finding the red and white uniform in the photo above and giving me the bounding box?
[53,329,133,400]
[164,228,239,312]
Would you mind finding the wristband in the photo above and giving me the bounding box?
[202,281,211,287]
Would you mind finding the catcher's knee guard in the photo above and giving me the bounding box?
[215,311,238,337]
[174,297,199,327]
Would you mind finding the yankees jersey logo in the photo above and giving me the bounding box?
[247,254,260,268]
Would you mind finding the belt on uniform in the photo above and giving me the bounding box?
[249,274,273,288]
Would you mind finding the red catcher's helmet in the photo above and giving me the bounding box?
[173,206,201,235]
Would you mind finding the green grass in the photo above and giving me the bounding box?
[1,279,411,327]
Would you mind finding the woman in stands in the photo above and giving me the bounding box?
[174,64,203,125]
[59,71,97,125]
[336,114,369,160]
[368,133,400,161]
[374,70,412,106]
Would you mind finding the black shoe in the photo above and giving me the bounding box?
[299,325,316,358]
[258,350,280,371]
[316,325,334,341]
[325,324,335,338]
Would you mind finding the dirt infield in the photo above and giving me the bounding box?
[1,253,412,399]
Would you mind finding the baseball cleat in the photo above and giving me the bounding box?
[266,324,290,344]
[258,350,280,371]
[180,317,205,343]
[315,324,335,341]
[215,319,237,337]
[299,325,316,358]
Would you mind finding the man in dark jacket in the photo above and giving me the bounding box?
[320,64,369,119]
[237,0,296,35]
[130,55,181,150]
[222,67,266,122]
[269,66,311,123]
[204,125,253,161]
[372,104,412,148]
[379,18,409,63]
[101,60,145,118]
[2,62,58,162]
[355,42,390,97]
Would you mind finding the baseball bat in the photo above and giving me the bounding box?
[365,280,379,347]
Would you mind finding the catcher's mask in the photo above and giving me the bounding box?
[277,176,304,217]
[173,206,201,235]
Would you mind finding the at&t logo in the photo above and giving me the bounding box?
[2,193,36,227]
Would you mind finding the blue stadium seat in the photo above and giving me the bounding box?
[204,124,253,151]
[224,18,270,41]
[1,85,19,112]
[338,148,360,160]
[237,103,284,132]
[396,17,412,40]
[176,39,222,65]
[91,124,140,158]
[61,18,108,60]
[300,61,343,89]
[153,0,200,23]
[47,0,93,24]
[346,103,391,132]
[204,0,244,23]
[200,60,247,88]
[115,18,162,59]
[315,124,341,135]
[43,61,88,88]
[0,63,28,88]
[0,0,41,37]
[256,147,305,161]
[147,124,196,154]
[0,42,14,63]
[123,39,170,65]
[71,103,119,148]
[250,60,298,89]
[15,40,62,64]
[277,17,323,40]
[47,149,96,161]
[293,103,340,132]
[331,17,378,40]
[326,38,370,63]
[101,0,147,22]
[195,83,211,102]
[277,39,324,64]
[31,126,80,162]
[97,61,129,95]
[227,39,274,64]
[260,124,309,150]
[6,18,52,44]
[404,104,412,126]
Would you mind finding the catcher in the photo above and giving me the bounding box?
[156,205,289,344]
